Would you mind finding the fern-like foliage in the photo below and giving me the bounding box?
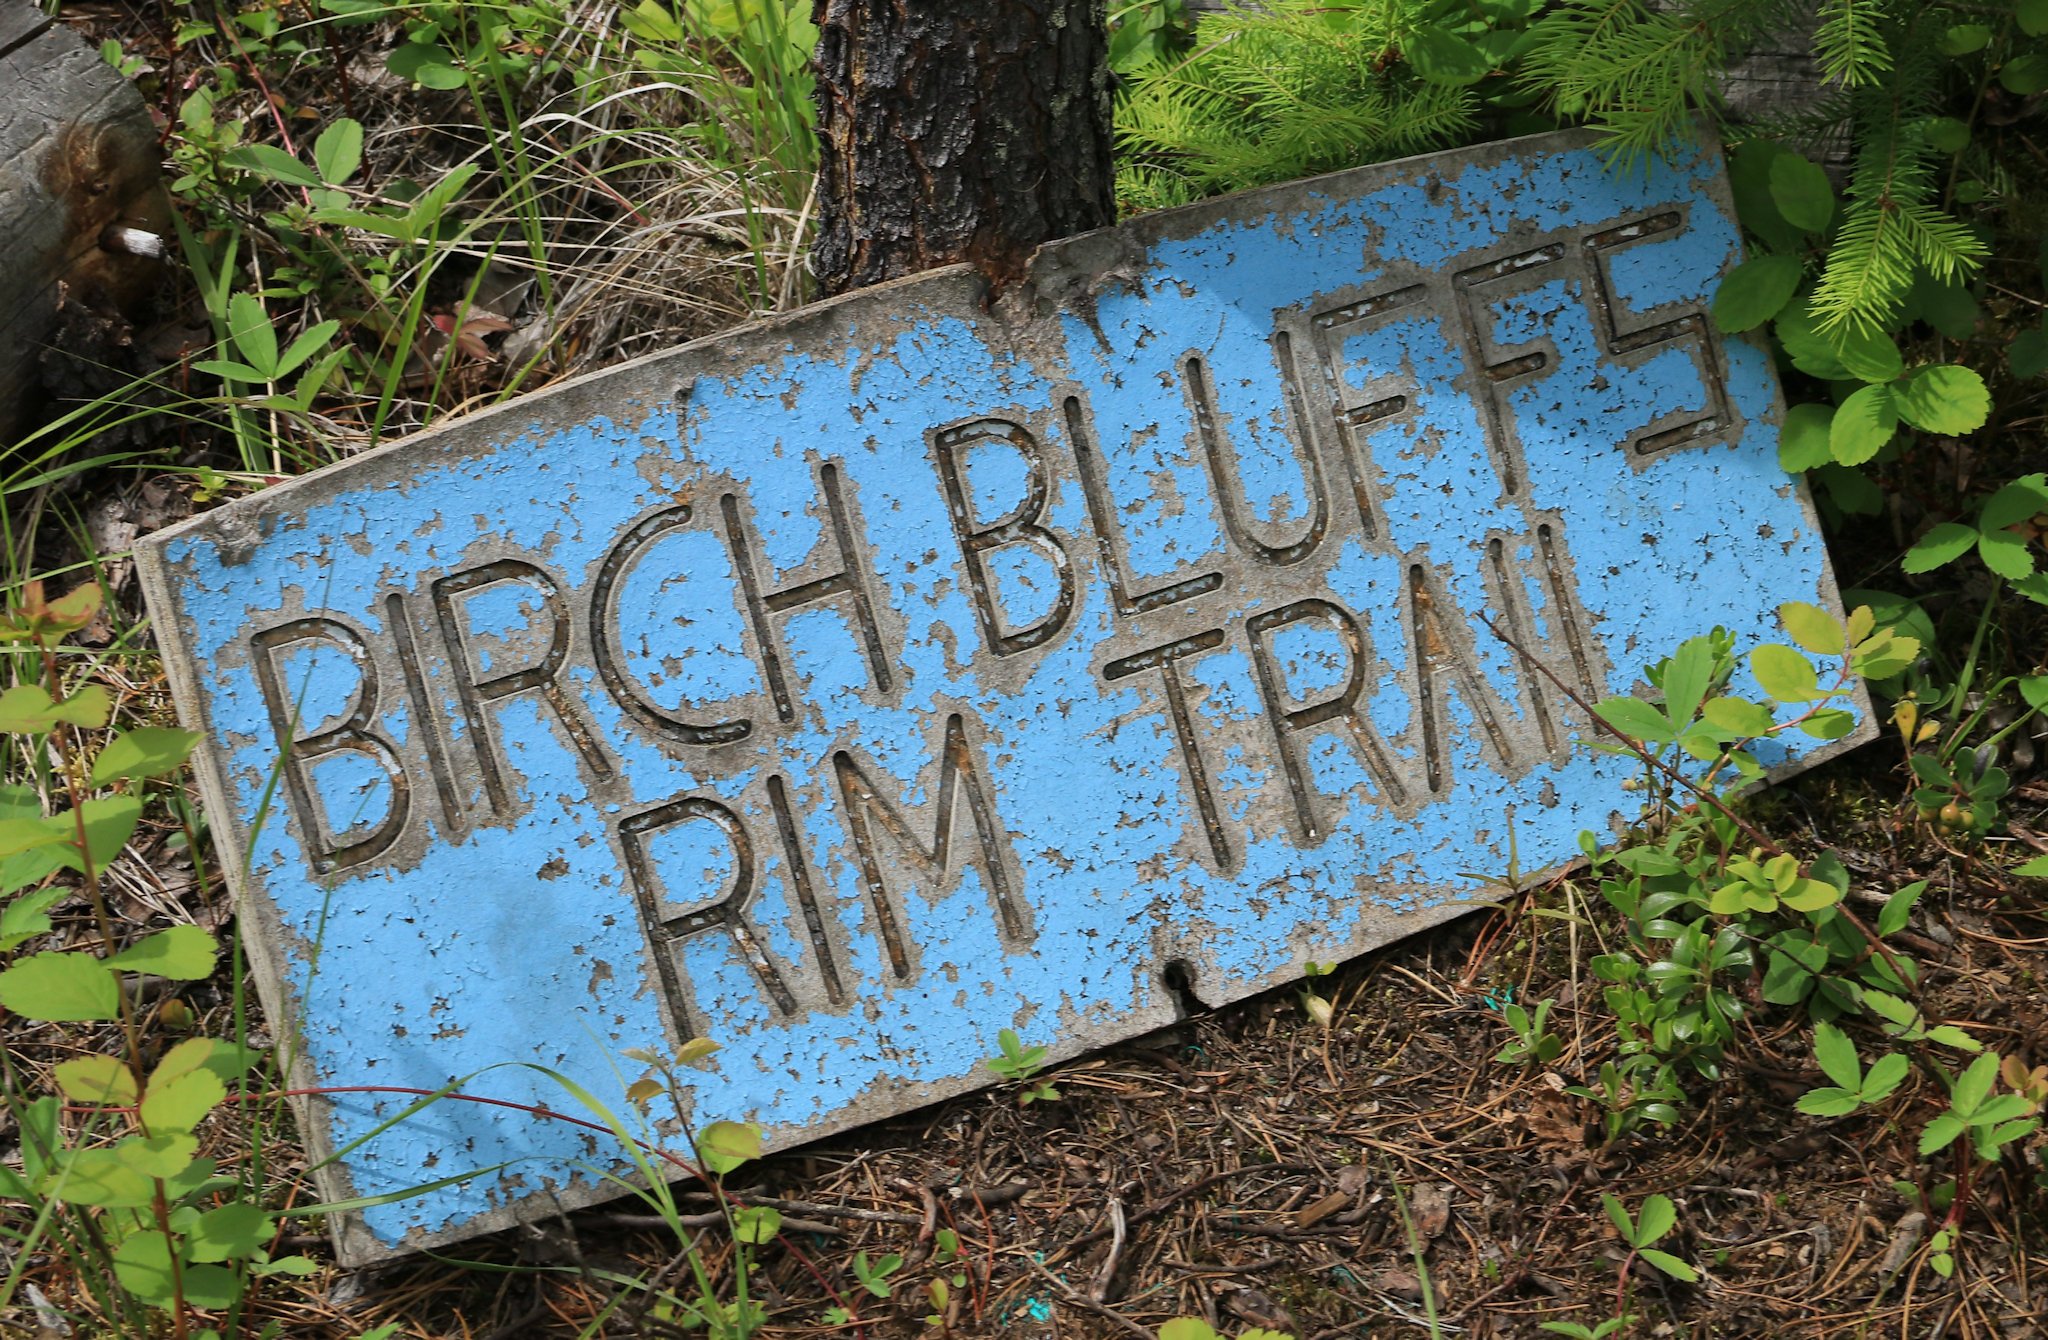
[1810,37,1988,334]
[1113,0,1478,211]
[1521,0,1809,169]
[1813,0,1894,87]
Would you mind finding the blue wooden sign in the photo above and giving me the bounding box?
[137,130,1868,1261]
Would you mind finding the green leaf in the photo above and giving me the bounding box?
[1701,695,1775,737]
[1979,528,2036,581]
[1863,1053,1909,1103]
[0,683,110,732]
[1633,1194,1676,1246]
[1830,384,1898,465]
[1405,26,1492,85]
[1750,644,1821,703]
[1812,1022,1862,1090]
[1713,254,1802,333]
[1768,154,1835,233]
[1798,708,1858,740]
[58,794,143,875]
[731,1204,781,1245]
[186,1201,271,1263]
[113,1230,180,1307]
[54,1054,138,1105]
[2000,53,2048,95]
[1923,117,1971,155]
[106,926,217,981]
[1951,1052,1999,1116]
[1779,403,1835,472]
[1637,1248,1698,1283]
[1903,522,1979,574]
[90,726,203,786]
[0,886,62,951]
[48,1146,155,1207]
[1878,881,1926,937]
[1776,301,1850,379]
[140,1068,226,1134]
[1892,365,1990,435]
[1918,1111,1966,1155]
[415,59,469,89]
[1836,327,1904,384]
[1940,24,1992,55]
[1795,1087,1861,1116]
[1601,1194,1634,1242]
[313,117,364,185]
[1159,1321,1224,1340]
[695,1120,762,1176]
[220,143,320,187]
[275,320,341,377]
[1594,696,1675,743]
[227,292,280,377]
[2016,854,2048,878]
[2022,0,2048,37]
[114,1131,198,1179]
[1779,601,1843,656]
[0,951,120,1021]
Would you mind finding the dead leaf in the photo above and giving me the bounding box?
[1409,1183,1452,1240]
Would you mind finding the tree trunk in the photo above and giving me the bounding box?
[810,0,1115,298]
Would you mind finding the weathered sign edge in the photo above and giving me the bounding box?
[132,125,1878,1265]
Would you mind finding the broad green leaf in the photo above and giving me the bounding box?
[1830,384,1897,465]
[1593,696,1675,743]
[1892,365,1990,435]
[1878,881,1926,937]
[1660,638,1717,727]
[68,794,144,872]
[1918,1112,1965,1155]
[676,1036,722,1067]
[2022,0,2048,37]
[2001,54,2048,95]
[313,117,364,185]
[1903,522,1979,573]
[1966,1094,2033,1126]
[1776,301,1851,379]
[1979,528,2036,581]
[221,143,320,187]
[1796,1087,1860,1116]
[0,886,62,950]
[113,1231,180,1306]
[1633,1194,1676,1246]
[1405,26,1492,85]
[695,1120,762,1176]
[47,1147,155,1207]
[186,1200,270,1263]
[276,320,341,376]
[1712,254,1802,333]
[1601,1194,1634,1241]
[1782,877,1841,912]
[141,1068,226,1134]
[0,683,110,732]
[1768,153,1835,232]
[1863,1053,1909,1103]
[1780,601,1844,656]
[2017,854,2048,878]
[54,1054,137,1105]
[1779,403,1834,471]
[1923,117,1970,154]
[1638,1248,1698,1283]
[0,951,119,1020]
[1750,644,1820,702]
[1940,24,1991,54]
[1951,1052,1999,1116]
[1159,1322,1224,1340]
[1701,695,1775,737]
[114,1131,198,1179]
[732,1204,781,1245]
[1812,1022,1862,1090]
[1836,326,1904,384]
[106,925,217,981]
[1728,142,1808,253]
[90,727,203,786]
[227,292,280,377]
[1798,708,1858,740]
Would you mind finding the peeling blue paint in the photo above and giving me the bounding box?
[136,132,1866,1263]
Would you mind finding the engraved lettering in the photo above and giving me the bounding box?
[832,714,1032,982]
[251,617,410,873]
[1245,598,1407,841]
[1407,564,1517,793]
[1582,211,1734,455]
[620,796,796,1035]
[1102,630,1232,869]
[590,504,753,747]
[721,463,893,723]
[1185,349,1329,566]
[1063,394,1223,615]
[433,559,614,815]
[1306,284,1428,540]
[931,417,1077,656]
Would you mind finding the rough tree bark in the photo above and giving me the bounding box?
[810,0,1116,298]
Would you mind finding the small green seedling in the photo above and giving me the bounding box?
[1603,1193,1698,1282]
[852,1250,903,1300]
[1796,1022,1909,1116]
[987,1029,1059,1104]
[1919,1052,2041,1161]
[1539,1315,1638,1339]
[1495,996,1562,1065]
